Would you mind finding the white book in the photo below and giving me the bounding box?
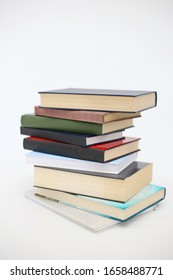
[25,191,119,232]
[25,151,137,174]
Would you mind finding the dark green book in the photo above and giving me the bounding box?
[21,114,133,135]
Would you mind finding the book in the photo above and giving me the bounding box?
[26,151,138,175]
[34,184,166,221]
[20,127,124,147]
[21,114,134,135]
[25,191,120,232]
[38,88,157,112]
[33,161,152,202]
[35,106,141,123]
[23,136,140,163]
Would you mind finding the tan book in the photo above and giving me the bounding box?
[38,88,157,112]
[34,161,152,202]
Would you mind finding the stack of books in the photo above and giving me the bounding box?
[21,88,166,228]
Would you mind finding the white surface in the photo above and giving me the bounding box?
[0,0,173,260]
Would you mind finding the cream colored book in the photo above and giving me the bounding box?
[38,88,157,112]
[34,161,153,202]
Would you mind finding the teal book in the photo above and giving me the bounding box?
[34,184,166,221]
[21,114,133,135]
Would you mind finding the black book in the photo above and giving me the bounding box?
[23,136,140,163]
[20,127,124,147]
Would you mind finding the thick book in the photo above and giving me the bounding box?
[26,191,120,232]
[35,106,141,123]
[34,161,152,202]
[23,136,140,163]
[21,114,134,135]
[25,151,138,175]
[38,88,157,112]
[20,127,124,147]
[34,184,166,222]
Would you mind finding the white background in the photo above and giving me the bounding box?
[0,0,173,259]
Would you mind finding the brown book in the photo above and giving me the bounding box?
[35,106,141,124]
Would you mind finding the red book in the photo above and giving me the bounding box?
[90,137,136,150]
[23,136,140,163]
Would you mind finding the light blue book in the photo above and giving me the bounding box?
[34,184,166,221]
[26,151,137,174]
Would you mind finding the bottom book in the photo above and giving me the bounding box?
[25,191,120,232]
[34,184,166,222]
[26,190,159,232]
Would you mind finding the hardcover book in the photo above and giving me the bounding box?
[38,88,157,112]
[33,161,153,202]
[23,136,140,163]
[26,151,138,174]
[21,127,124,147]
[34,184,166,221]
[35,106,141,123]
[21,114,134,135]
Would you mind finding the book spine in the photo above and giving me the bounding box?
[23,137,105,162]
[154,91,157,107]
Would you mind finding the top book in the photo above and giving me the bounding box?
[38,88,157,113]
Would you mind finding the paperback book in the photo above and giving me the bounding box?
[25,191,120,232]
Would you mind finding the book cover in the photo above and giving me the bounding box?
[39,88,156,97]
[23,136,140,163]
